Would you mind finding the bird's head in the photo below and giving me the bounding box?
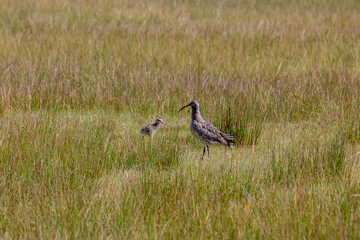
[155,117,166,125]
[178,100,199,113]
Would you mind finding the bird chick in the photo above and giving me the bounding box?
[140,117,166,139]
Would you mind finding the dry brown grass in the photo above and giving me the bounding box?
[1,0,360,239]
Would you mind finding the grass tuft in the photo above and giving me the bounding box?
[218,104,265,146]
[267,130,347,185]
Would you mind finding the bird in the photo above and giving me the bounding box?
[178,100,234,160]
[140,117,166,139]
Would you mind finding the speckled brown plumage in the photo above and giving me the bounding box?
[179,100,234,160]
[140,117,165,139]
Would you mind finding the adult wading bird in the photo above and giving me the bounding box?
[140,117,166,139]
[178,100,234,160]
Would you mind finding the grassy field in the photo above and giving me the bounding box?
[1,0,360,238]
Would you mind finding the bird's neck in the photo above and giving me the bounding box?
[191,108,203,121]
[153,122,160,128]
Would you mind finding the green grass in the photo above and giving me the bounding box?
[1,0,360,238]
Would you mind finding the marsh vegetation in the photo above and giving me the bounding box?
[1,0,360,238]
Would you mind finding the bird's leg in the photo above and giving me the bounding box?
[207,145,210,159]
[202,145,206,160]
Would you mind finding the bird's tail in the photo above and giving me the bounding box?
[221,133,235,148]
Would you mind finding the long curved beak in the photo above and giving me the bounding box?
[160,120,166,125]
[178,103,191,113]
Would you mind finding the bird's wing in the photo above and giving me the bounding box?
[140,125,150,134]
[220,132,235,143]
[192,121,228,145]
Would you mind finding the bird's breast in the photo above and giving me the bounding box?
[190,121,198,136]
